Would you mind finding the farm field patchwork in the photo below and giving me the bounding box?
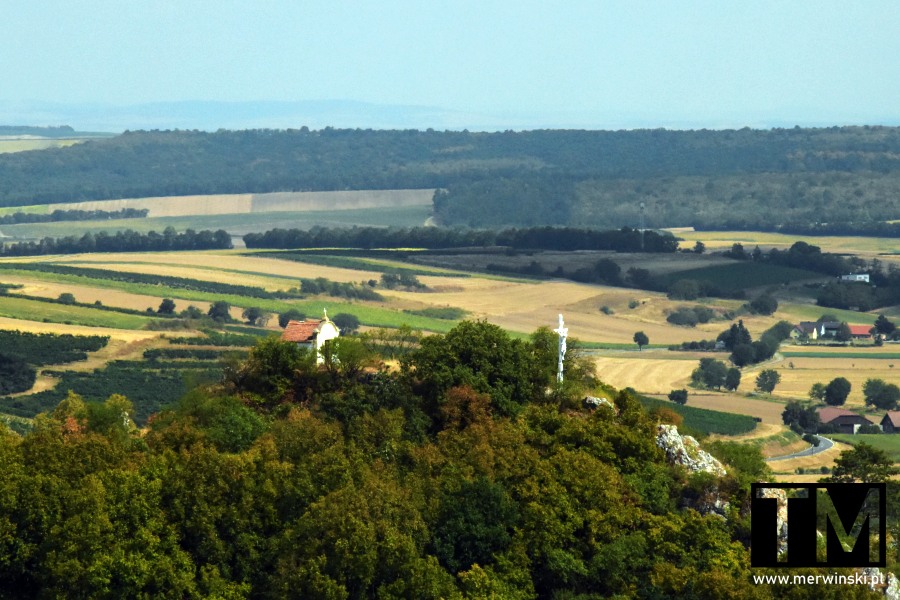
[591,352,697,394]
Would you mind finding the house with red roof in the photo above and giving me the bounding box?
[881,411,900,433]
[817,406,873,434]
[848,324,873,339]
[281,309,341,364]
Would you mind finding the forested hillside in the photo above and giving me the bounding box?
[0,322,879,598]
[2,126,900,229]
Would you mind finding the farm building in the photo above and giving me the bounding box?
[791,321,820,340]
[817,406,873,434]
[848,324,873,339]
[881,411,900,433]
[840,273,870,283]
[281,310,340,364]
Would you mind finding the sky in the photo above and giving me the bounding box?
[2,0,900,131]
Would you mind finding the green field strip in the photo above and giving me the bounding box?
[654,262,824,291]
[0,295,154,329]
[776,301,882,324]
[830,434,900,462]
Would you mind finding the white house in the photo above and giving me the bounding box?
[840,273,870,283]
[280,309,341,364]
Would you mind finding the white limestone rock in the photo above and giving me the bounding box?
[656,424,727,477]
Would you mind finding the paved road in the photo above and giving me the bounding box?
[766,435,835,462]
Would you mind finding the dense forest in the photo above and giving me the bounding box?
[0,321,888,598]
[2,127,900,229]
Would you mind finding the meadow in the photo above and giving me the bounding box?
[830,434,900,462]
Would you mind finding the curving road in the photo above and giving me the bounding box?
[766,435,835,462]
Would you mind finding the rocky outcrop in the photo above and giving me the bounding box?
[863,567,900,599]
[583,396,615,411]
[756,487,789,556]
[655,424,727,477]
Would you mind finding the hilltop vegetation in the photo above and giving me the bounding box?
[1,127,900,229]
[1,320,871,599]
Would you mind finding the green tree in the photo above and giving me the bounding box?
[809,382,827,403]
[755,369,780,393]
[690,358,729,390]
[693,241,705,254]
[724,368,741,391]
[633,331,649,351]
[241,306,270,326]
[332,312,360,335]
[782,401,820,433]
[57,292,76,305]
[835,321,852,343]
[432,476,519,574]
[824,377,852,406]
[863,378,900,410]
[729,344,755,368]
[207,301,232,322]
[278,309,306,328]
[874,314,896,335]
[668,389,688,405]
[827,442,898,483]
[158,298,176,315]
[402,320,546,418]
[748,294,778,315]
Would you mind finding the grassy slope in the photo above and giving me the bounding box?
[830,433,900,462]
[0,296,154,329]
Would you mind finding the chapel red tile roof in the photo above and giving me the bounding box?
[281,319,322,343]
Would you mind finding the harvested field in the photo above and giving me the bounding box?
[1,275,217,314]
[591,353,696,393]
[48,189,434,218]
[685,393,787,425]
[0,316,161,342]
[672,229,900,256]
[47,252,382,283]
[746,357,900,407]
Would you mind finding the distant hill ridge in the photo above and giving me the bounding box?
[1,126,900,229]
[0,125,75,138]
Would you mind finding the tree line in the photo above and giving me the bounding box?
[0,208,148,225]
[244,225,679,253]
[0,227,232,256]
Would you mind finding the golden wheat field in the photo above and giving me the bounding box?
[46,251,382,284]
[0,275,218,313]
[591,353,697,393]
[744,357,900,406]
[0,315,162,343]
[673,229,900,257]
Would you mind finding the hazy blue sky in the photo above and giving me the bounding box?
[3,0,900,130]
